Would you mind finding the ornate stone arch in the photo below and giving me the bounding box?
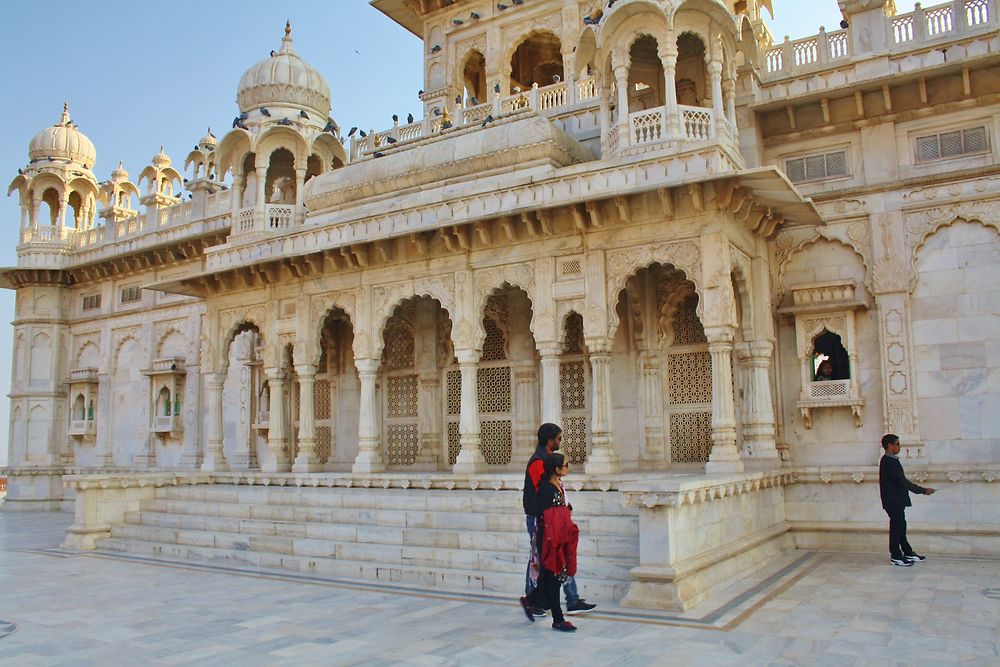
[73,341,102,370]
[253,126,309,169]
[606,240,702,335]
[372,276,456,360]
[597,0,671,52]
[111,331,144,373]
[729,246,754,340]
[216,128,253,179]
[308,291,357,368]
[217,305,266,375]
[474,263,536,347]
[503,27,565,83]
[775,227,872,300]
[156,326,188,359]
[905,207,1000,290]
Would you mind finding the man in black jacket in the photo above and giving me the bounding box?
[879,433,935,566]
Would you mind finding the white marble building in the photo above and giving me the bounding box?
[3,0,999,609]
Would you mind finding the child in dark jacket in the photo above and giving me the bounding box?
[519,452,579,632]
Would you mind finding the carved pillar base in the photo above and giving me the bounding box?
[706,328,743,475]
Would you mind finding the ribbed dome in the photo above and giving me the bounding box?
[111,160,129,181]
[151,146,172,168]
[236,22,331,117]
[28,103,96,166]
[199,128,217,149]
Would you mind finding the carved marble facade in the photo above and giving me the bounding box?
[2,0,999,595]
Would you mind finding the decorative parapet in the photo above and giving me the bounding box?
[762,0,996,81]
[620,470,795,509]
[205,147,745,273]
[796,466,1000,484]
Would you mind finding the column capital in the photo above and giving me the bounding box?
[455,348,481,365]
[294,363,317,377]
[704,325,735,345]
[537,341,563,358]
[264,367,286,382]
[613,65,629,81]
[354,357,380,375]
[584,337,613,355]
[204,373,225,390]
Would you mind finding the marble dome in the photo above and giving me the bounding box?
[236,22,331,117]
[28,103,96,166]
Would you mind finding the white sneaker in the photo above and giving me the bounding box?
[890,557,912,566]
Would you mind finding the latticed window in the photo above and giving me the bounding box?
[382,316,415,370]
[665,294,712,464]
[915,126,988,163]
[672,295,707,345]
[481,317,507,361]
[785,150,848,184]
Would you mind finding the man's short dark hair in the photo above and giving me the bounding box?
[882,433,899,449]
[537,423,562,449]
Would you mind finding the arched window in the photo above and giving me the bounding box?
[676,33,708,108]
[73,394,86,420]
[158,386,172,416]
[628,35,665,112]
[812,329,850,381]
[462,50,487,105]
[510,32,563,90]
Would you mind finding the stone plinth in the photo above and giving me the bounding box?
[619,471,795,612]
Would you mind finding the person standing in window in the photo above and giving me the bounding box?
[815,359,835,381]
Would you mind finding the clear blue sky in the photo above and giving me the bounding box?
[0,1,841,467]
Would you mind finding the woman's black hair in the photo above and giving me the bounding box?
[543,452,566,478]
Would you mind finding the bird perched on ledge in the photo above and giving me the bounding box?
[407,113,414,124]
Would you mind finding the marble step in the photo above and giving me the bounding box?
[156,485,634,517]
[123,510,639,559]
[107,523,637,580]
[95,537,634,602]
[139,498,640,537]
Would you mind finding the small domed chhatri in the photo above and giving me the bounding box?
[28,103,97,167]
[236,21,331,117]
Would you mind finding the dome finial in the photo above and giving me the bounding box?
[60,102,71,126]
[281,20,293,52]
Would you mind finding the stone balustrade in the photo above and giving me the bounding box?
[18,188,231,259]
[763,0,995,79]
[349,77,600,162]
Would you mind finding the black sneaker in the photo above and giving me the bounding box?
[531,607,547,617]
[519,596,535,622]
[905,553,926,563]
[890,557,913,566]
[552,621,577,632]
[565,599,597,615]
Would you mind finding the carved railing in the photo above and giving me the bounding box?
[764,0,995,77]
[349,77,600,161]
[20,225,78,245]
[680,106,714,140]
[266,205,294,230]
[630,107,666,145]
[236,207,256,233]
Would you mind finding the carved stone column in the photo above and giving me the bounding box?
[93,372,113,467]
[230,174,244,224]
[453,349,486,474]
[416,374,441,467]
[614,64,630,147]
[513,361,538,464]
[254,165,267,231]
[262,367,290,472]
[352,358,385,473]
[705,326,744,474]
[707,59,725,134]
[658,41,680,137]
[292,363,319,472]
[739,340,780,465]
[538,341,563,425]
[639,350,665,461]
[201,373,228,472]
[585,338,621,475]
[293,167,306,226]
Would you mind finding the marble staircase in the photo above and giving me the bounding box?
[96,485,640,602]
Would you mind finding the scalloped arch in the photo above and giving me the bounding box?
[777,233,870,299]
[909,215,1000,290]
[606,241,703,336]
[373,289,455,361]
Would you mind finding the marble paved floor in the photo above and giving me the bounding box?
[0,510,998,666]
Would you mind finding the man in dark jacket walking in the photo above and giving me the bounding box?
[879,433,935,566]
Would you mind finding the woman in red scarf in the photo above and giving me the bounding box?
[519,452,579,632]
